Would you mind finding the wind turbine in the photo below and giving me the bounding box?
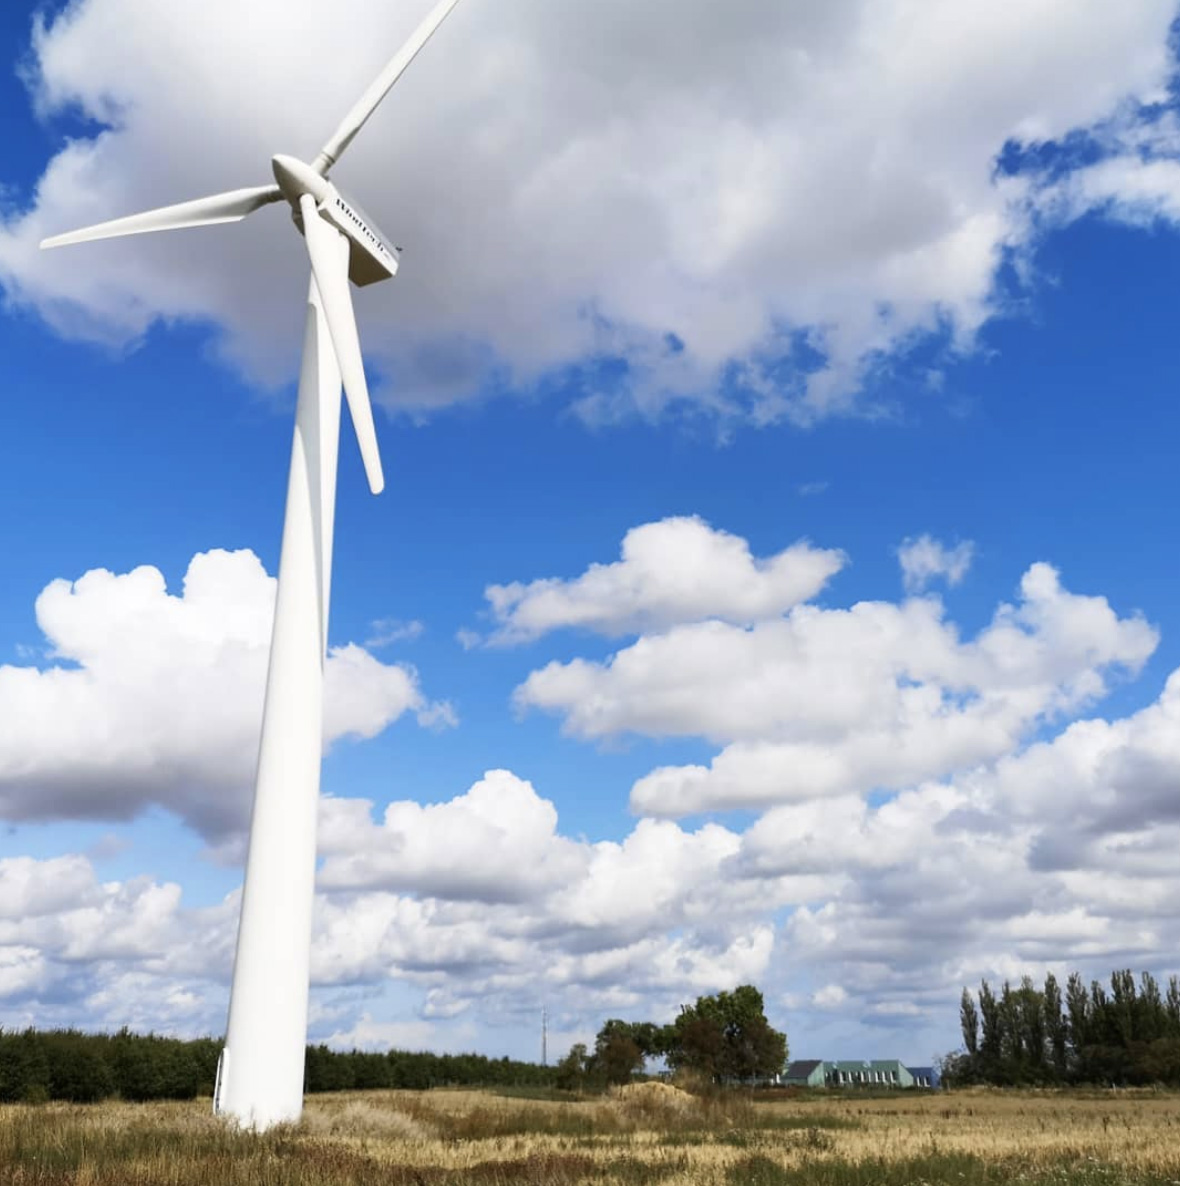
[41,0,468,1131]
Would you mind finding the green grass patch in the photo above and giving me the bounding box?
[488,1085,594,1104]
[759,1113,861,1131]
[659,1117,858,1151]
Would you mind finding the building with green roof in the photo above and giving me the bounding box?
[825,1059,913,1087]
[782,1059,926,1088]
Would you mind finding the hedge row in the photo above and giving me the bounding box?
[0,1028,557,1104]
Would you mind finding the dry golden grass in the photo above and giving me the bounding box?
[4,1087,1180,1184]
[766,1087,1180,1171]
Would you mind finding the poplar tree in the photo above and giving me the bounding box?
[998,981,1022,1065]
[1042,972,1067,1080]
[1166,976,1180,1039]
[978,980,1001,1066]
[1065,971,1091,1054]
[960,987,979,1056]
[1137,971,1164,1043]
[1018,976,1046,1072]
[1090,981,1112,1045]
[1110,969,1137,1046]
[949,968,1180,1088]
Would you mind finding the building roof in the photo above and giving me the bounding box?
[784,1059,823,1078]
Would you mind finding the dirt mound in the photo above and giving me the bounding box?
[611,1081,693,1103]
[608,1081,698,1117]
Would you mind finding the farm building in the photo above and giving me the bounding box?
[782,1059,937,1088]
[782,1059,826,1087]
[826,1060,913,1087]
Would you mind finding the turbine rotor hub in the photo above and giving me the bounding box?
[271,155,331,207]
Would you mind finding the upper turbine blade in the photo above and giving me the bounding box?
[311,0,464,175]
[300,194,385,496]
[40,186,283,250]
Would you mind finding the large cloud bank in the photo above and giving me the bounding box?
[3,521,1180,1053]
[3,0,1180,421]
[512,519,1157,815]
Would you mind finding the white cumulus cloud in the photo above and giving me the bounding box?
[1,0,1178,422]
[510,524,1156,816]
[483,516,846,643]
[317,770,587,902]
[0,548,451,838]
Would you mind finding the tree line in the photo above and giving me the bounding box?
[303,1045,558,1093]
[556,985,788,1089]
[0,1028,559,1104]
[943,969,1180,1087]
[0,984,788,1104]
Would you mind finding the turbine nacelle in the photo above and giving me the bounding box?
[273,155,399,288]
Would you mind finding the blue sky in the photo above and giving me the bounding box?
[3,0,1180,1066]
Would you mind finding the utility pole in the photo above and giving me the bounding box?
[542,1005,548,1067]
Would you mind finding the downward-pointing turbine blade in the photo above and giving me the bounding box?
[40,186,283,250]
[300,194,385,496]
[312,0,464,175]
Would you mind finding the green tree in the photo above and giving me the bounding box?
[0,1030,50,1102]
[111,1030,161,1101]
[998,981,1022,1068]
[666,1012,724,1078]
[1166,976,1180,1039]
[628,1021,667,1060]
[1136,972,1165,1043]
[189,1037,224,1097]
[593,1021,647,1085]
[1066,971,1091,1062]
[304,1043,355,1092]
[44,1031,115,1103]
[1090,981,1112,1044]
[1110,969,1137,1046]
[1043,972,1067,1081]
[960,988,979,1057]
[1017,976,1045,1074]
[351,1051,392,1090]
[978,980,1001,1066]
[554,1043,590,1092]
[596,1033,644,1086]
[666,985,787,1082]
[958,969,1180,1089]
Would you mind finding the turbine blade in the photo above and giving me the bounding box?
[300,194,385,495]
[40,185,283,250]
[312,0,464,174]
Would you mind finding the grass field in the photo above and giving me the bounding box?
[4,1083,1180,1184]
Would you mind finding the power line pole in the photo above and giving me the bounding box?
[542,1005,548,1067]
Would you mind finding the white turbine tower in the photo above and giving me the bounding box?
[41,0,468,1131]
